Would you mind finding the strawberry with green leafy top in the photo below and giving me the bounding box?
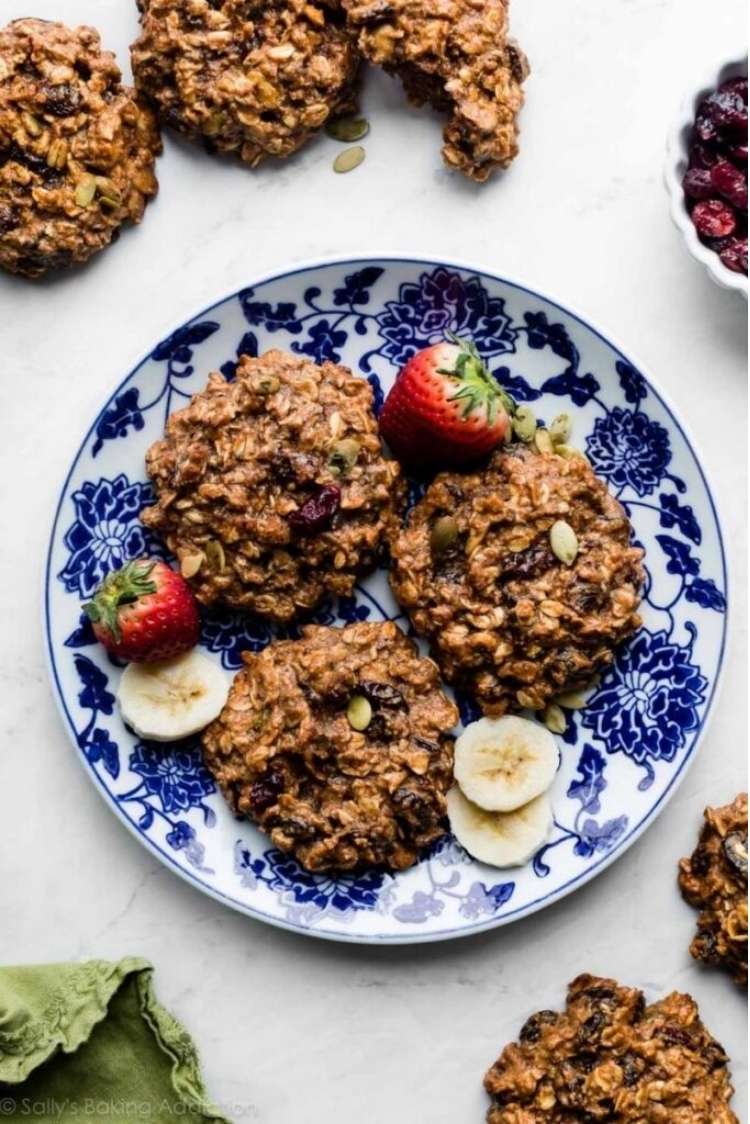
[379,335,515,469]
[84,558,200,663]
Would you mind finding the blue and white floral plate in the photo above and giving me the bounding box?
[45,256,728,944]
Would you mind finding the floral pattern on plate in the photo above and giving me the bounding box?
[45,258,727,943]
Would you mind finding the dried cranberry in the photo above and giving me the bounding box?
[689,142,719,170]
[249,768,284,814]
[707,89,748,133]
[692,198,737,239]
[694,107,718,143]
[719,236,748,274]
[288,484,341,536]
[43,82,81,116]
[710,160,748,209]
[683,168,713,200]
[720,76,748,103]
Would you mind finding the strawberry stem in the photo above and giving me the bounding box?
[440,334,516,423]
[83,559,157,644]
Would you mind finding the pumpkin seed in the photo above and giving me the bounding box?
[328,437,360,475]
[549,519,578,565]
[553,689,588,710]
[512,405,536,442]
[257,375,280,395]
[430,515,459,554]
[74,174,97,207]
[95,176,121,206]
[346,694,372,731]
[205,539,226,572]
[555,444,589,464]
[542,704,567,734]
[549,413,572,445]
[333,145,365,173]
[180,551,204,579]
[533,427,554,455]
[326,115,370,143]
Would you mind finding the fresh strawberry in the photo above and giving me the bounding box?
[83,558,200,663]
[379,335,515,469]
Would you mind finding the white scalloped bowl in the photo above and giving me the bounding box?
[665,53,748,297]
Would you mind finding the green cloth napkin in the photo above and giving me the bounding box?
[0,957,230,1123]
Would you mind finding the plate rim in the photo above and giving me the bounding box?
[42,252,730,945]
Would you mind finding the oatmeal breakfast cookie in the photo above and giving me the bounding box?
[484,973,738,1123]
[679,793,748,987]
[142,350,404,622]
[131,0,360,166]
[342,0,528,181]
[202,620,458,873]
[0,18,160,278]
[390,445,644,715]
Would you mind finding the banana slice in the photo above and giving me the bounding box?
[454,715,559,812]
[117,650,230,742]
[447,786,553,868]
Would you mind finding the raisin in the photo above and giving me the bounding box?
[691,847,712,876]
[620,1053,642,1087]
[275,816,316,841]
[579,1011,606,1041]
[43,82,81,116]
[288,484,341,535]
[692,198,737,239]
[662,1027,694,1049]
[683,167,714,200]
[0,205,19,234]
[365,713,390,741]
[249,768,284,814]
[501,541,555,583]
[392,787,435,831]
[360,680,406,708]
[519,1010,558,1044]
[710,161,748,210]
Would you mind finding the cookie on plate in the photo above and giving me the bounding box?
[484,974,739,1123]
[679,793,748,987]
[342,0,528,181]
[202,620,458,873]
[390,444,644,715]
[0,18,160,278]
[131,0,360,166]
[141,350,404,622]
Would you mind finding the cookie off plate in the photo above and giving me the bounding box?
[44,256,727,944]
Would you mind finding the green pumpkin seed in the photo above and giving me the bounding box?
[533,427,554,454]
[326,115,370,143]
[549,519,578,565]
[347,694,372,731]
[430,515,459,554]
[553,689,588,710]
[512,405,537,442]
[257,375,280,395]
[333,145,365,174]
[542,704,566,734]
[328,437,360,475]
[549,413,572,445]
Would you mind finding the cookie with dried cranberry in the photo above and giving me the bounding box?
[0,18,160,278]
[484,974,739,1122]
[389,444,644,715]
[679,793,748,987]
[141,350,404,623]
[202,620,458,873]
[131,0,359,166]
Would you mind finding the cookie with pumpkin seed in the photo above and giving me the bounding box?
[131,0,360,166]
[389,444,644,716]
[0,18,160,278]
[202,620,457,873]
[141,350,404,623]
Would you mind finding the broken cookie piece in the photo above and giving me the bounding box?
[679,793,748,988]
[342,0,528,181]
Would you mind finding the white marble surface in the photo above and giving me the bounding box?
[0,0,747,1119]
